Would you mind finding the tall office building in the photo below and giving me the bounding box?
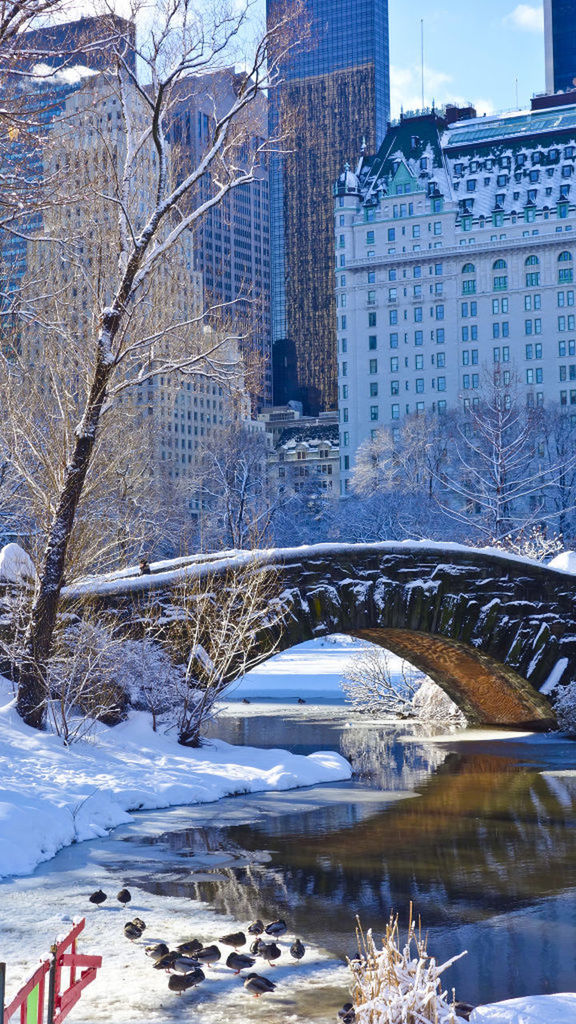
[267,0,390,414]
[170,72,271,405]
[544,0,576,94]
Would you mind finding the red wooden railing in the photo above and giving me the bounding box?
[2,918,101,1024]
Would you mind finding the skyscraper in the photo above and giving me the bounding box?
[544,0,576,94]
[267,0,390,414]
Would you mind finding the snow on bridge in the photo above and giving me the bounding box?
[62,541,576,729]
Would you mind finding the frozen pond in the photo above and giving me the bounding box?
[2,704,576,1022]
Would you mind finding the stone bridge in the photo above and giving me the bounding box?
[62,542,576,729]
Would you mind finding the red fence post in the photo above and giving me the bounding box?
[0,963,5,1024]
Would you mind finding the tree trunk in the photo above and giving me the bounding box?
[16,355,112,727]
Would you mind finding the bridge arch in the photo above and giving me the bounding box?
[63,542,576,729]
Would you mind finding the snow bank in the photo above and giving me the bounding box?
[471,993,576,1023]
[548,551,576,574]
[0,543,36,584]
[0,691,351,880]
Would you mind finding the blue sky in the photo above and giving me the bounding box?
[389,1,546,118]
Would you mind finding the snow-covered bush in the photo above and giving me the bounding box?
[48,619,130,743]
[342,647,421,716]
[348,913,467,1024]
[411,679,466,727]
[552,681,576,736]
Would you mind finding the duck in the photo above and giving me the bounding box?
[116,888,131,906]
[88,889,107,907]
[243,973,277,998]
[194,944,221,967]
[219,930,246,949]
[265,920,287,938]
[454,1003,474,1022]
[290,939,305,961]
[247,919,264,935]
[249,938,262,955]
[258,941,281,965]
[172,955,201,975]
[153,951,179,972]
[132,917,146,932]
[338,1004,356,1023]
[177,939,203,955]
[297,697,306,704]
[168,968,205,994]
[145,943,169,961]
[124,922,142,941]
[226,951,256,974]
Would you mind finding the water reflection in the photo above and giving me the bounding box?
[126,715,576,1006]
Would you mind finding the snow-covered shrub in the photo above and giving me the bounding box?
[342,646,421,716]
[48,619,129,743]
[552,681,576,736]
[411,679,466,727]
[348,913,466,1024]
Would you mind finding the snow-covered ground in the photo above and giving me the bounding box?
[470,994,576,1023]
[228,635,372,702]
[0,671,351,881]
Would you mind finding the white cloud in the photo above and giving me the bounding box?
[504,4,544,33]
[390,64,494,120]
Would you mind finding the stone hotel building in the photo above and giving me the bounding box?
[335,97,576,494]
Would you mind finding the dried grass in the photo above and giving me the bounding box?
[348,908,467,1024]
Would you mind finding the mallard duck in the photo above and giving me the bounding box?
[116,888,131,906]
[194,944,221,967]
[219,931,246,949]
[153,951,179,972]
[226,951,256,974]
[248,919,264,935]
[338,1004,355,1023]
[265,920,287,937]
[88,889,107,907]
[243,973,277,998]
[454,1003,474,1022]
[132,917,146,931]
[168,967,205,994]
[250,938,261,955]
[145,943,169,961]
[290,939,305,960]
[258,941,281,965]
[177,939,203,955]
[124,922,142,941]
[172,955,201,975]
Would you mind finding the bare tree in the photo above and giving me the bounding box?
[440,373,576,546]
[193,422,282,550]
[161,560,284,746]
[1,0,308,728]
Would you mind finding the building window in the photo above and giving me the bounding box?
[369,359,378,374]
[391,404,400,419]
[369,312,376,326]
[369,335,377,350]
[390,333,399,348]
[493,276,508,291]
[437,377,446,391]
[415,330,423,346]
[368,290,376,305]
[391,380,399,395]
[389,310,398,325]
[370,405,379,421]
[370,382,378,397]
[416,379,424,393]
[366,230,375,244]
[436,329,445,343]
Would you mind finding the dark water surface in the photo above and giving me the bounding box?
[170,708,576,1009]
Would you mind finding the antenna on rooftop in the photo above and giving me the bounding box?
[421,19,425,110]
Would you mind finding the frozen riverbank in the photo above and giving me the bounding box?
[0,676,351,880]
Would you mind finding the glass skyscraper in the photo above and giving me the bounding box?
[267,0,390,413]
[544,0,576,94]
